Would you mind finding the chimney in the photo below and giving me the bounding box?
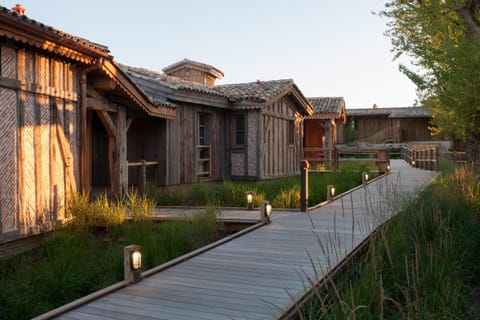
[12,4,26,15]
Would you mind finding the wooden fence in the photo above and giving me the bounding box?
[302,147,390,173]
[127,160,159,194]
[402,143,467,172]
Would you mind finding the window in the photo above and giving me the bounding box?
[197,113,211,177]
[198,113,210,145]
[288,120,295,144]
[233,115,246,147]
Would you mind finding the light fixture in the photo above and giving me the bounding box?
[131,250,142,271]
[124,245,142,283]
[260,200,272,224]
[266,203,272,216]
[362,172,369,185]
[327,185,335,201]
[411,160,416,167]
[246,191,254,210]
[387,164,391,172]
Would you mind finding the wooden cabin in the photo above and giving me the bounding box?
[124,60,313,183]
[303,97,346,160]
[339,106,437,144]
[216,80,313,180]
[0,6,174,242]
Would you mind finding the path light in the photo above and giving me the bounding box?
[260,200,272,224]
[327,185,335,201]
[246,191,254,210]
[387,164,391,172]
[124,245,142,284]
[362,172,369,185]
[411,160,416,167]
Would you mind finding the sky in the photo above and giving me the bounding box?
[3,1,418,108]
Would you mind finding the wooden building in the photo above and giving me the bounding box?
[303,97,346,159]
[0,6,174,242]
[123,59,313,183]
[339,106,436,144]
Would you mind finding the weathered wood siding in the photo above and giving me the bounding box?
[165,103,226,185]
[259,97,302,179]
[341,116,435,143]
[0,43,79,241]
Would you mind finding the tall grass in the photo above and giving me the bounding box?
[0,196,223,320]
[301,163,480,319]
[151,166,372,208]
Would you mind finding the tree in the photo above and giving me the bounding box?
[382,0,480,158]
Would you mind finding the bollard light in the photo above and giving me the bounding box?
[260,200,272,224]
[327,185,335,201]
[266,203,272,217]
[124,245,142,284]
[246,191,254,210]
[131,250,142,271]
[362,172,369,185]
[387,164,391,172]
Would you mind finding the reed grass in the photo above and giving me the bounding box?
[0,197,223,320]
[299,163,480,319]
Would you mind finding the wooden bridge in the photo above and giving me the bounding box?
[38,160,438,320]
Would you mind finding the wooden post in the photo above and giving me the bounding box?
[114,106,128,198]
[333,146,339,171]
[300,160,309,212]
[140,160,147,194]
[435,146,440,172]
[378,149,389,174]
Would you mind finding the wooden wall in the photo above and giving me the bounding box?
[165,103,226,185]
[342,116,435,143]
[259,97,302,179]
[0,43,79,241]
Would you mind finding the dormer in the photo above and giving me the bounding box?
[163,58,224,87]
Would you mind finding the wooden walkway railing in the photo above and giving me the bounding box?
[303,146,390,173]
[401,143,467,172]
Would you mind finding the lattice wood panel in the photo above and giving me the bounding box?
[52,100,66,220]
[0,89,18,233]
[36,55,49,87]
[1,46,16,79]
[20,92,36,230]
[38,95,52,223]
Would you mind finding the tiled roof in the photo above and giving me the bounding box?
[120,65,228,98]
[347,107,429,118]
[163,58,224,79]
[215,79,295,102]
[0,6,110,57]
[308,97,344,114]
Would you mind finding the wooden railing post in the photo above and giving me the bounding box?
[300,160,309,212]
[435,146,440,172]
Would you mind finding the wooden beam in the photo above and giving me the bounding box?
[86,97,117,112]
[96,110,116,138]
[89,77,117,91]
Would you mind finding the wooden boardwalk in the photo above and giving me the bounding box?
[51,160,438,320]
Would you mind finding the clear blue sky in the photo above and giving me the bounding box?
[3,0,418,108]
